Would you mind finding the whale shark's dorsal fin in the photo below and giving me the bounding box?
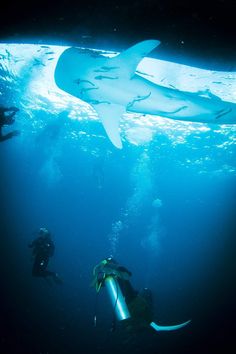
[106,40,160,78]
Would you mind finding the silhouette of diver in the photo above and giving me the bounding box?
[92,257,190,333]
[29,228,62,284]
[0,106,20,142]
[92,257,152,332]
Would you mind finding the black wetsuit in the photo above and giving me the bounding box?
[104,260,152,331]
[0,106,19,142]
[29,235,56,278]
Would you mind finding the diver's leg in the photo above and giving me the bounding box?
[32,257,43,277]
[41,270,62,284]
[41,270,63,284]
[51,272,63,284]
[32,256,49,277]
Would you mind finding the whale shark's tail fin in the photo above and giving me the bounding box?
[150,319,191,332]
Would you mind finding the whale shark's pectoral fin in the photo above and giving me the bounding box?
[91,103,125,149]
[150,319,191,332]
[105,39,161,79]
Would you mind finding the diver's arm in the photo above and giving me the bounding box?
[28,238,39,248]
[28,240,34,248]
[1,107,19,121]
[0,107,18,115]
[117,266,132,276]
[0,130,20,142]
[0,131,16,142]
[3,107,19,112]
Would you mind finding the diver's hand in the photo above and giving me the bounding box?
[9,107,19,112]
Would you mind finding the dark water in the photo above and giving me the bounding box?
[0,44,236,353]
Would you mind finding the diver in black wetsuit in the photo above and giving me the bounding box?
[0,106,20,142]
[29,227,62,284]
[92,258,190,335]
[92,257,152,332]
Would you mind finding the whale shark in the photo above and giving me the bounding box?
[54,40,236,149]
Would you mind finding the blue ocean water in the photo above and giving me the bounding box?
[0,43,236,354]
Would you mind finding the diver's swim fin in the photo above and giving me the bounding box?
[150,319,191,332]
[53,273,63,284]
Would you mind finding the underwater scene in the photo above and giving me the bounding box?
[0,41,236,354]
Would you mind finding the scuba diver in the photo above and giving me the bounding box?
[0,106,20,142]
[92,257,191,333]
[28,227,63,284]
